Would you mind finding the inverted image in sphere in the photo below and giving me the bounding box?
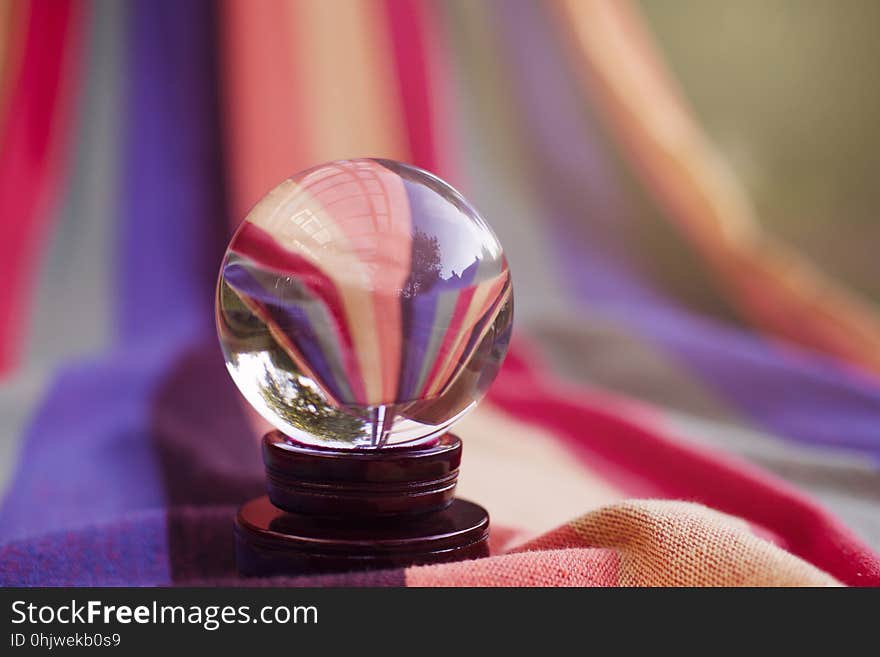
[217,159,513,449]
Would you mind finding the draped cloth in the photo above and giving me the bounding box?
[0,0,878,586]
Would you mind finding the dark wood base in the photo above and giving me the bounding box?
[235,495,489,577]
[235,431,490,577]
[262,431,462,517]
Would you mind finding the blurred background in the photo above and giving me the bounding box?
[640,0,880,309]
[1,0,879,557]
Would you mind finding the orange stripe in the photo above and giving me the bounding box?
[222,1,415,406]
[348,163,410,402]
[286,1,412,403]
[555,0,880,375]
[290,0,409,164]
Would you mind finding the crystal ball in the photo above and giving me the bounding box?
[216,159,513,449]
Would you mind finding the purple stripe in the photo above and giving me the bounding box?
[398,177,442,400]
[397,173,491,400]
[223,262,345,402]
[495,0,880,460]
[0,2,172,545]
[0,355,173,543]
[399,292,439,400]
[126,0,264,586]
[0,505,406,586]
[118,0,226,341]
[0,510,170,586]
[0,1,252,589]
[492,0,666,308]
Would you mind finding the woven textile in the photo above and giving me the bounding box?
[1,0,879,587]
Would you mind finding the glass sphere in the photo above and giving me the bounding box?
[216,159,513,449]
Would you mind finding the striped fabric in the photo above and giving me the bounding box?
[0,0,878,586]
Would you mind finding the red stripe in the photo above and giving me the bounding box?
[489,340,880,586]
[0,0,84,374]
[418,286,476,398]
[384,0,436,172]
[430,276,503,397]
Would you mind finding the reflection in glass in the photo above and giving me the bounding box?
[217,159,513,449]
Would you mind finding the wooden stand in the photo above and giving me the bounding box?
[235,431,490,576]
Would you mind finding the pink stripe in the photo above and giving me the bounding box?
[0,0,84,375]
[220,0,307,225]
[489,341,880,586]
[384,0,436,172]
